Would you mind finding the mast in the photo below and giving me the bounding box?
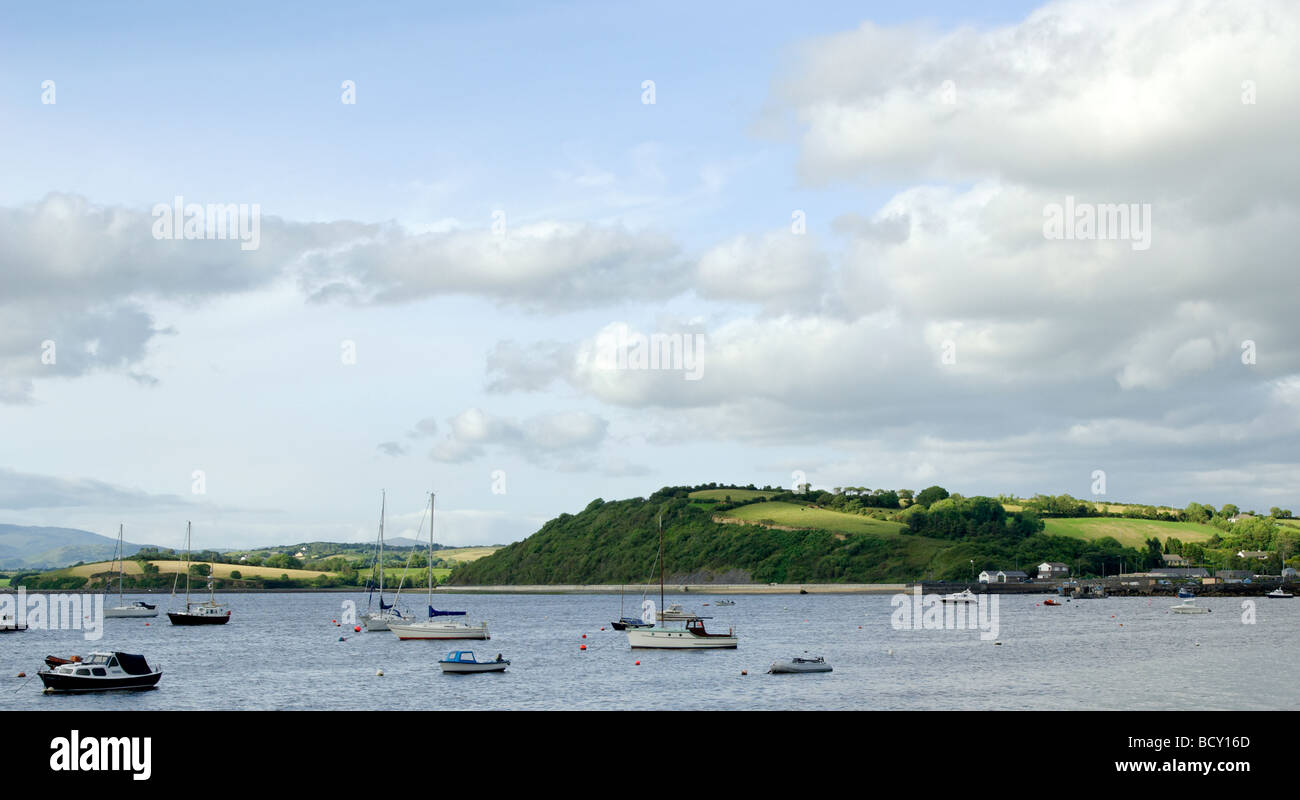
[117,524,125,604]
[379,490,386,603]
[184,521,192,611]
[429,492,437,601]
[658,512,664,626]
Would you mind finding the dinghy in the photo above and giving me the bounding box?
[1170,599,1211,614]
[438,650,509,673]
[768,655,832,674]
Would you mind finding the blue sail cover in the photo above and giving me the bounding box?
[429,606,467,617]
[379,599,393,610]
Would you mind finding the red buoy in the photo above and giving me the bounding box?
[354,625,361,632]
[635,660,640,665]
[582,634,587,639]
[580,644,587,651]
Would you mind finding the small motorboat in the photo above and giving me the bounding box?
[1266,587,1294,599]
[713,599,736,606]
[610,617,653,631]
[768,655,832,674]
[941,589,979,605]
[656,603,698,621]
[1042,599,1061,606]
[44,655,81,669]
[38,652,162,693]
[0,614,28,633]
[1170,600,1211,615]
[438,650,509,673]
[106,601,158,619]
[1177,587,1195,599]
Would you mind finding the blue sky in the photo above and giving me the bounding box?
[1,0,1297,548]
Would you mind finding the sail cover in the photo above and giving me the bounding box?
[115,653,153,675]
[428,606,466,617]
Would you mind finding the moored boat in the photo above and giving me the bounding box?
[388,491,490,641]
[438,650,509,673]
[0,614,27,633]
[626,513,737,650]
[39,652,162,693]
[768,655,832,674]
[1170,599,1211,614]
[104,524,158,618]
[941,589,979,605]
[1266,587,1293,599]
[167,522,231,626]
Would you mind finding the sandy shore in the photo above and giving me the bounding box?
[436,583,908,595]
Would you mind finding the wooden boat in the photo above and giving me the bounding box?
[167,522,231,626]
[438,650,509,673]
[104,524,158,618]
[388,492,489,641]
[768,655,832,674]
[627,513,736,649]
[39,652,161,693]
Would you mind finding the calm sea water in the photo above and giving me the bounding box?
[2,591,1296,710]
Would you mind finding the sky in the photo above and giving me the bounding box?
[1,0,1297,549]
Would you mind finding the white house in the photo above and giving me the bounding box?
[1037,562,1069,580]
[1237,550,1268,561]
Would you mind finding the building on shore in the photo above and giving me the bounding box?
[979,569,1030,584]
[1037,561,1069,580]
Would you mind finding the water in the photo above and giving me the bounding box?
[2,592,1296,710]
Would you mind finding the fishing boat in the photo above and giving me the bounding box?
[438,650,509,673]
[166,522,230,626]
[362,491,406,631]
[38,652,162,693]
[1266,586,1294,599]
[388,492,489,641]
[104,524,158,618]
[768,654,832,674]
[1177,586,1195,599]
[941,589,979,605]
[1170,599,1211,614]
[626,514,737,649]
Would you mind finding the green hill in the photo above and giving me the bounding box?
[1042,517,1220,548]
[448,486,1170,585]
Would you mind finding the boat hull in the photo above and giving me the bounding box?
[105,606,158,618]
[1170,606,1211,614]
[389,622,490,640]
[167,611,230,625]
[768,661,832,674]
[439,660,508,673]
[39,671,162,693]
[626,628,737,649]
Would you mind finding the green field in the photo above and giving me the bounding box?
[61,560,332,580]
[1042,517,1220,548]
[722,501,907,536]
[688,489,779,502]
[371,567,453,585]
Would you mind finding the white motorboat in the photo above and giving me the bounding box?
[768,655,832,674]
[0,614,27,633]
[389,491,490,641]
[941,589,979,604]
[438,650,508,673]
[104,524,158,619]
[39,652,162,693]
[1170,599,1211,614]
[656,602,699,621]
[627,514,737,649]
[713,599,736,606]
[1266,587,1294,599]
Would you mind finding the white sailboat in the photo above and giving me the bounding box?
[103,524,157,618]
[627,513,737,649]
[388,492,490,641]
[361,491,405,632]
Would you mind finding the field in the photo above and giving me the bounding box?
[60,560,332,580]
[688,489,779,502]
[1042,517,1220,548]
[722,502,907,536]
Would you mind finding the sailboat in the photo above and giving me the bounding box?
[103,524,157,618]
[362,491,405,632]
[610,583,653,631]
[626,513,737,649]
[388,492,490,641]
[166,522,230,625]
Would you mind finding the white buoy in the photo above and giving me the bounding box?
[887,649,894,656]
[376,669,384,676]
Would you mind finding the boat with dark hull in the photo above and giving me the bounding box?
[39,652,162,693]
[167,521,231,626]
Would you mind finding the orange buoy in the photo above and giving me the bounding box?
[741,670,747,675]
[635,660,640,665]
[17,672,26,678]
[332,619,337,624]
[354,625,361,632]
[580,644,587,651]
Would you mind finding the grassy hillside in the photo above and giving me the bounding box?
[722,502,906,536]
[59,560,332,580]
[688,489,778,502]
[1042,517,1220,548]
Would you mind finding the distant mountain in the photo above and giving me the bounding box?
[0,524,151,571]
